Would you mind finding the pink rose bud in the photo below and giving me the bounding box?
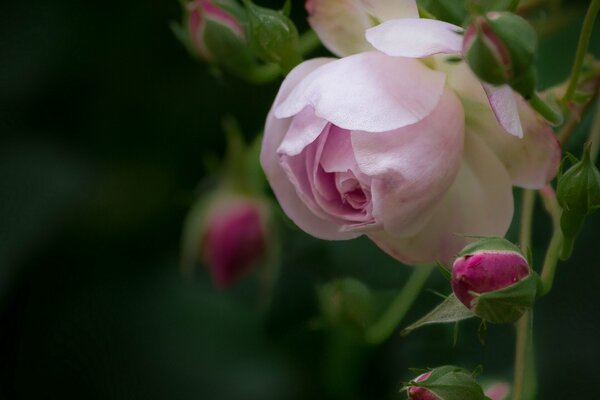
[451,237,539,323]
[199,197,269,288]
[462,12,537,97]
[408,372,440,400]
[405,366,486,400]
[185,0,245,61]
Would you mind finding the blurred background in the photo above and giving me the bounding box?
[1,0,599,398]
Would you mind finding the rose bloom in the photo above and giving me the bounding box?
[260,0,559,265]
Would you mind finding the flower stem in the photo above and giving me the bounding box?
[299,30,321,57]
[513,189,537,400]
[538,186,563,296]
[513,311,536,400]
[562,0,600,105]
[365,265,434,345]
[589,97,600,164]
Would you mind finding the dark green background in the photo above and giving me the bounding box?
[1,0,599,399]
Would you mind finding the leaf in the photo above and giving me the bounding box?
[401,294,475,336]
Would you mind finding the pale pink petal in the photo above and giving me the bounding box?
[261,58,359,240]
[306,0,373,57]
[368,132,514,266]
[357,0,419,21]
[352,88,465,237]
[277,107,328,157]
[366,18,463,58]
[434,59,560,188]
[483,83,524,138]
[466,95,560,189]
[275,52,446,133]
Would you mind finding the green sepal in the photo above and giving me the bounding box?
[417,0,468,25]
[458,237,523,257]
[557,143,600,259]
[472,271,540,324]
[203,19,257,80]
[405,366,487,400]
[317,278,374,332]
[243,0,302,73]
[529,91,564,126]
[401,294,475,336]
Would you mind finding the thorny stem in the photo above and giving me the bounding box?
[562,0,600,105]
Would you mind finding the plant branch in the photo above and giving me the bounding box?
[562,0,600,105]
[365,265,434,345]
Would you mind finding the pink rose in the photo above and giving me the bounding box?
[261,3,560,265]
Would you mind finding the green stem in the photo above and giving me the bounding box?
[299,30,321,57]
[538,187,563,296]
[519,190,536,253]
[562,0,600,105]
[246,63,282,84]
[590,98,600,164]
[513,190,537,400]
[365,265,434,345]
[513,311,536,400]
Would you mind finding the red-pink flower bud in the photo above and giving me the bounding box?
[185,0,245,61]
[408,372,440,400]
[200,198,268,288]
[451,238,538,323]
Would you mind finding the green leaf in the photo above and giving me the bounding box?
[408,366,487,400]
[401,294,475,336]
[473,272,539,324]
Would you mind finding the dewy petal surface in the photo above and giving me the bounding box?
[261,58,360,240]
[352,88,464,237]
[368,132,514,266]
[275,52,446,133]
[366,18,463,58]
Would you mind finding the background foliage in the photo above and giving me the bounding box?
[1,0,599,398]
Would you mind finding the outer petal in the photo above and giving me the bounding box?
[366,18,463,58]
[464,96,560,189]
[434,59,560,188]
[357,0,419,21]
[306,0,374,57]
[351,88,464,237]
[483,83,524,138]
[261,58,360,240]
[275,52,446,133]
[368,132,514,266]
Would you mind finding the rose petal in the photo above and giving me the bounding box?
[261,58,360,240]
[433,59,559,188]
[306,0,374,57]
[357,0,419,21]
[366,18,463,58]
[369,131,514,266]
[277,107,328,157]
[466,95,560,189]
[483,83,524,138]
[352,88,464,237]
[275,52,446,133]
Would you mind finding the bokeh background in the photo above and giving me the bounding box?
[1,0,599,398]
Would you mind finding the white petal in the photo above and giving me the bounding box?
[275,52,446,133]
[483,83,524,138]
[366,18,463,58]
[369,132,514,266]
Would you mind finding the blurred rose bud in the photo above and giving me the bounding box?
[317,278,373,332]
[451,237,539,323]
[484,381,510,400]
[405,366,486,400]
[182,192,272,289]
[175,0,259,79]
[557,143,600,259]
[243,0,302,73]
[200,196,269,288]
[463,12,537,97]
